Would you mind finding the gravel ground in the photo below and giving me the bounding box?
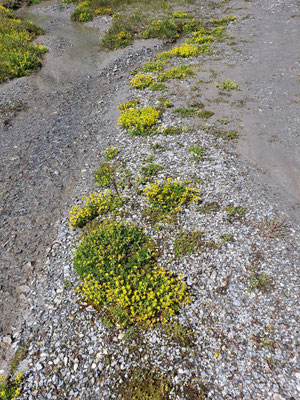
[0,0,299,399]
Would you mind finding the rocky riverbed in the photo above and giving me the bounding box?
[0,0,299,399]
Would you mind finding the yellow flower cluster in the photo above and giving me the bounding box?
[69,190,123,228]
[93,163,115,187]
[144,178,200,214]
[104,145,120,160]
[173,11,188,18]
[81,267,191,326]
[118,102,159,136]
[157,65,194,82]
[168,42,199,58]
[95,7,112,15]
[129,73,154,89]
[0,6,47,83]
[0,372,22,400]
[190,30,215,45]
[141,58,167,72]
[211,15,237,25]
[73,220,191,327]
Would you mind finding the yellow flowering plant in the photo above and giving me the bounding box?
[74,220,191,326]
[144,178,200,214]
[118,102,159,136]
[0,372,22,400]
[93,163,115,187]
[157,65,194,82]
[129,73,154,89]
[69,191,123,228]
[0,6,47,83]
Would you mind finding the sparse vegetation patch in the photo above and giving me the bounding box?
[0,5,47,83]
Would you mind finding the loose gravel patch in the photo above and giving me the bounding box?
[1,0,299,399]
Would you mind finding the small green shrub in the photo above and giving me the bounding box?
[0,6,47,83]
[130,73,154,89]
[0,372,22,400]
[75,220,191,326]
[102,30,133,49]
[118,369,171,399]
[150,142,165,152]
[175,107,197,117]
[249,272,273,293]
[93,163,115,187]
[69,191,123,228]
[143,18,179,40]
[141,58,167,72]
[215,78,241,91]
[158,65,194,82]
[174,230,216,257]
[197,110,214,119]
[226,205,247,221]
[144,178,200,214]
[71,2,93,22]
[162,320,195,347]
[118,102,159,136]
[189,145,206,161]
[149,82,167,91]
[104,145,120,160]
[141,163,163,179]
[95,7,112,15]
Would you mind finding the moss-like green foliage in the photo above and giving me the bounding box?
[149,82,167,91]
[74,220,191,326]
[141,163,163,179]
[174,230,216,257]
[143,18,179,40]
[0,6,47,83]
[211,15,237,26]
[118,369,171,399]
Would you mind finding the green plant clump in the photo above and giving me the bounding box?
[215,78,241,91]
[118,368,171,400]
[104,145,120,160]
[158,64,194,82]
[0,6,47,83]
[69,190,123,228]
[93,163,115,187]
[130,73,154,89]
[118,101,159,136]
[141,163,163,179]
[189,145,206,161]
[0,372,22,400]
[71,1,94,22]
[74,220,191,326]
[144,178,200,214]
[174,230,215,257]
[102,29,133,49]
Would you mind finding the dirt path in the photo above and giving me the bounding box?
[0,0,159,348]
[234,0,300,222]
